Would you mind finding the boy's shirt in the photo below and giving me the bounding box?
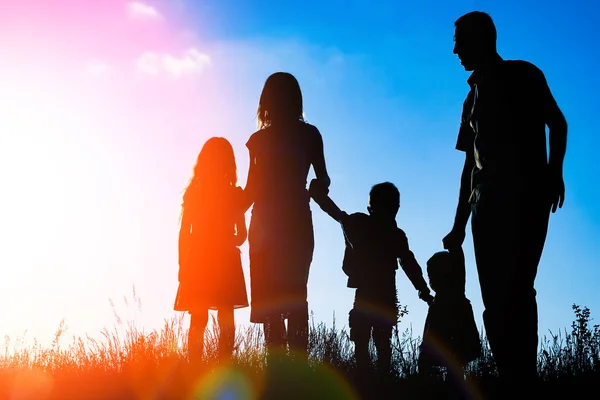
[340,212,429,294]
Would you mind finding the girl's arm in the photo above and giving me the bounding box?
[234,188,248,247]
[178,211,192,279]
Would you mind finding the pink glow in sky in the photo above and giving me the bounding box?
[0,0,238,345]
[0,0,444,347]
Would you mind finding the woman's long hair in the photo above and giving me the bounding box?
[181,137,237,220]
[257,72,305,129]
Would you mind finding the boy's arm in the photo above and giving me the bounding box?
[309,178,346,223]
[396,231,433,304]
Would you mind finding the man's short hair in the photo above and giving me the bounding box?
[454,11,497,44]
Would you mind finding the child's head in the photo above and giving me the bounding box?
[427,251,460,294]
[367,182,400,218]
[257,72,304,129]
[183,137,237,210]
[192,137,237,186]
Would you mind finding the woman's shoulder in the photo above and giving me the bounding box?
[248,126,283,151]
[301,121,321,137]
[246,129,263,150]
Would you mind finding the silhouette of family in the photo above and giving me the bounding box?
[174,10,567,394]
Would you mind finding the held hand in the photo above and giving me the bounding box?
[309,178,329,201]
[442,229,465,250]
[548,171,565,213]
[233,234,246,247]
[419,290,434,306]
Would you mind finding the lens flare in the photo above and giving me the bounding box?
[191,364,256,400]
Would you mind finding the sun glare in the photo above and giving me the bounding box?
[0,72,123,341]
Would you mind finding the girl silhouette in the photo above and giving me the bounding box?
[175,137,248,362]
[243,72,331,357]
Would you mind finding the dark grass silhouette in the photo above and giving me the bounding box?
[0,293,598,399]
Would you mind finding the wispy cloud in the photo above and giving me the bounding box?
[136,48,210,77]
[85,61,115,78]
[127,2,161,20]
[136,52,161,75]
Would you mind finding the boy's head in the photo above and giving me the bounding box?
[367,182,400,218]
[427,251,459,294]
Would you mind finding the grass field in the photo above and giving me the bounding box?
[1,301,599,399]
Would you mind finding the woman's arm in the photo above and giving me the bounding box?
[309,179,345,223]
[311,128,331,189]
[241,150,257,213]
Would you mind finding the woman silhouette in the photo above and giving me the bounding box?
[243,72,331,357]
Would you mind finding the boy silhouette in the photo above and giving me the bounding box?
[309,179,433,373]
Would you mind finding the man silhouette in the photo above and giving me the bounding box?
[443,11,568,388]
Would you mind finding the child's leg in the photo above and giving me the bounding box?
[417,350,435,378]
[373,325,392,374]
[349,309,371,370]
[217,307,235,360]
[188,310,208,363]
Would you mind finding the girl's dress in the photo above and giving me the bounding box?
[174,185,248,313]
[419,292,481,369]
[246,121,323,323]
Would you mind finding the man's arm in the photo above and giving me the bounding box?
[535,66,567,212]
[525,63,568,213]
[443,153,475,249]
[454,154,475,232]
[444,92,476,249]
[546,100,567,174]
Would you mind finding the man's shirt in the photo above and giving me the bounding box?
[456,57,558,198]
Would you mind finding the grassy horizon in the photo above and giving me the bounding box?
[1,293,599,399]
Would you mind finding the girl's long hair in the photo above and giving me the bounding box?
[257,72,305,130]
[181,137,237,220]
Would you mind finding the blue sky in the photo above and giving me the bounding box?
[181,0,600,339]
[0,0,597,348]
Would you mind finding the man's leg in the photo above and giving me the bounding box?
[471,193,516,379]
[505,197,550,382]
[472,189,549,383]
